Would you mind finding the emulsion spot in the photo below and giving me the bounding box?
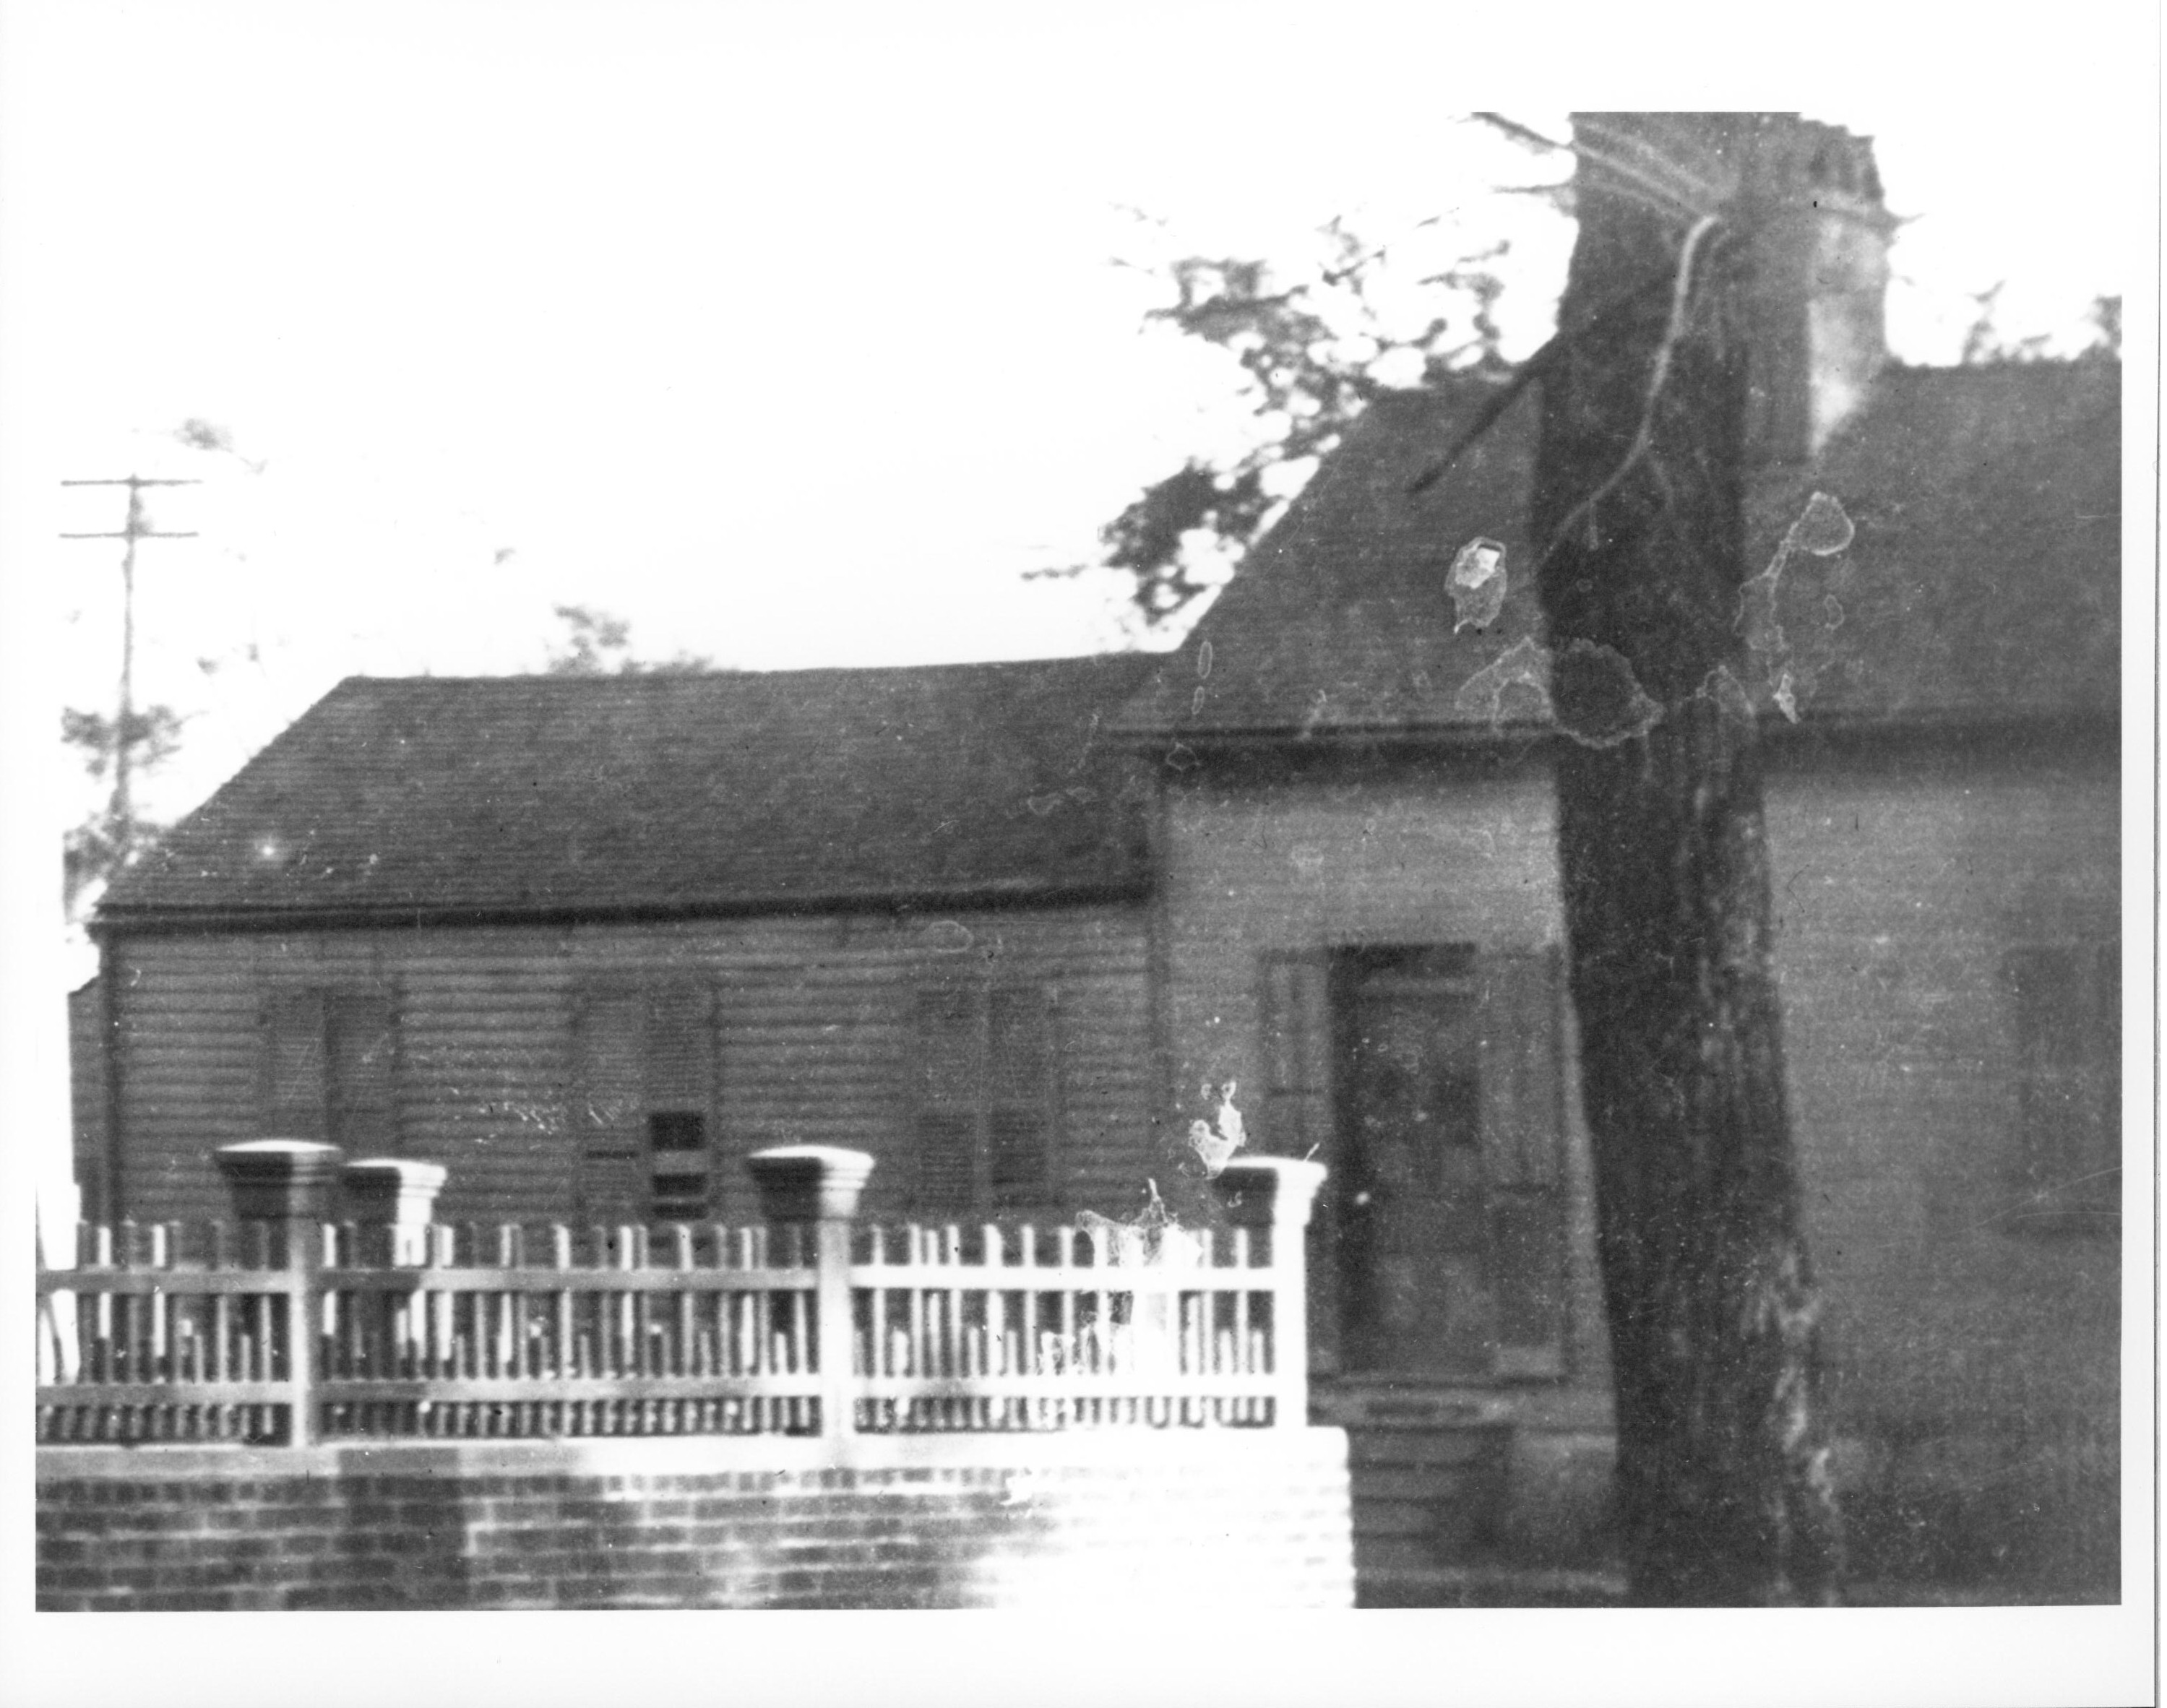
[1445,536,1508,632]
[1551,639,1662,748]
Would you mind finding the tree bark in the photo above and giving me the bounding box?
[1530,113,1843,1605]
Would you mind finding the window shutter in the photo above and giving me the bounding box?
[573,988,645,1223]
[988,983,1056,1208]
[913,986,982,1216]
[645,981,715,1220]
[2093,941,2121,1191]
[1478,946,1568,1377]
[326,991,397,1155]
[1257,950,1335,1375]
[1257,951,1332,1155]
[262,990,327,1139]
[2004,944,2119,1220]
[645,982,713,1111]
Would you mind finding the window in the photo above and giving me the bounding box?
[572,980,717,1224]
[910,981,1059,1217]
[260,988,398,1151]
[2002,942,2119,1233]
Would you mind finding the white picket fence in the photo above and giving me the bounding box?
[36,1154,1323,1448]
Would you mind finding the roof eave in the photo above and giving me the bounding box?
[1108,704,2118,754]
[90,872,1155,941]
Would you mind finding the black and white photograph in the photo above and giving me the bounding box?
[2,4,2152,1704]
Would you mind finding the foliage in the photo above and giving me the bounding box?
[2082,293,2121,361]
[1963,286,2121,366]
[1093,222,1515,620]
[61,705,185,781]
[543,605,715,676]
[64,809,147,920]
[61,704,184,919]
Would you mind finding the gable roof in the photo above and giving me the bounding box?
[1113,360,2121,741]
[100,655,1163,928]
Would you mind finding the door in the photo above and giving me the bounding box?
[1331,945,1567,1379]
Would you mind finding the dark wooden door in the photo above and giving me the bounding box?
[1336,948,1491,1375]
[1330,944,1569,1379]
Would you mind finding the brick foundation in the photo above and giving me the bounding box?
[37,1428,1355,1610]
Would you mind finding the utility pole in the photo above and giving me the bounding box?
[61,475,199,861]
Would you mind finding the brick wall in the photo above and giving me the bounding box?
[38,1430,1355,1610]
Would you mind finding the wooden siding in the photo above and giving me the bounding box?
[1161,736,2120,1582]
[1156,760,1607,1388]
[68,980,109,1222]
[105,905,1156,1230]
[1762,740,2120,1582]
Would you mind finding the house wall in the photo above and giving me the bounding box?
[1764,733,2120,1591]
[1155,746,1604,1358]
[97,902,1157,1230]
[68,978,108,1226]
[1158,731,2119,1594]
[1155,746,1610,1579]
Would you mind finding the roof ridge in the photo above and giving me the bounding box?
[333,651,1159,689]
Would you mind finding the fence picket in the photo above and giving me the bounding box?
[39,1175,1315,1448]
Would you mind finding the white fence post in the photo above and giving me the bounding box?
[213,1141,343,1446]
[339,1158,449,1266]
[1210,1158,1327,1428]
[745,1147,876,1444]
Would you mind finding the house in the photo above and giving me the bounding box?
[1102,117,2120,1595]
[76,657,1171,1231]
[76,117,2121,1599]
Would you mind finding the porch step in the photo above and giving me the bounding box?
[1358,1566,1628,1609]
[1343,1423,1512,1572]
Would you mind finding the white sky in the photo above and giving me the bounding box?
[1,1,2147,854]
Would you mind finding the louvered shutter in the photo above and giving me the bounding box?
[262,990,327,1139]
[2005,946,2085,1193]
[645,980,715,1220]
[1257,951,1333,1156]
[913,985,982,1217]
[2004,944,2120,1217]
[1478,946,1567,1377]
[1257,950,1336,1375]
[573,988,645,1223]
[2092,941,2121,1197]
[326,991,397,1154]
[987,983,1056,1209]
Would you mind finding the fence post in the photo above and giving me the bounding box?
[214,1140,343,1446]
[340,1158,449,1265]
[745,1147,876,1444]
[1210,1157,1327,1428]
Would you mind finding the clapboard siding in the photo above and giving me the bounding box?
[1159,736,2118,1585]
[1158,759,1607,1384]
[105,939,264,1220]
[1762,746,2119,1484]
[103,903,1156,1230]
[68,980,109,1220]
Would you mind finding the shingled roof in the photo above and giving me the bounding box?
[100,655,1163,926]
[1113,360,2121,740]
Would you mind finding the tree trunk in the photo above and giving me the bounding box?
[1529,113,1843,1605]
